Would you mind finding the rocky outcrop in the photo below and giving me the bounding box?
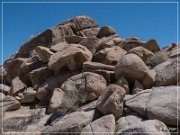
[1,15,178,134]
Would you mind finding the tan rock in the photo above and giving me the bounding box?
[20,87,36,103]
[61,72,107,103]
[42,110,95,133]
[81,114,115,135]
[35,46,54,62]
[83,61,115,84]
[115,54,155,89]
[65,35,86,44]
[60,16,98,31]
[77,28,100,37]
[143,39,160,53]
[97,26,116,38]
[80,37,100,54]
[0,93,5,101]
[116,77,129,94]
[48,44,92,74]
[122,37,144,51]
[29,66,52,86]
[129,46,154,63]
[96,84,126,119]
[50,42,69,52]
[93,46,127,65]
[35,72,77,101]
[10,76,27,96]
[0,84,10,95]
[2,96,21,111]
[17,24,74,57]
[48,88,64,113]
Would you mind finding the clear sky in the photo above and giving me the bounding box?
[1,1,179,64]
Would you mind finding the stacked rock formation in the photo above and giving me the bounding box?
[0,16,179,135]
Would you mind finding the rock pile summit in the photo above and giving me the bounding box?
[0,16,179,135]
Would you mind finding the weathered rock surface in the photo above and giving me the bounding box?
[1,96,21,111]
[129,46,154,63]
[35,46,54,62]
[115,54,155,89]
[97,26,116,38]
[42,110,95,134]
[96,84,126,119]
[81,114,115,135]
[48,44,92,74]
[77,28,100,37]
[116,114,144,131]
[20,87,36,103]
[65,35,86,44]
[80,37,100,54]
[122,37,144,51]
[47,88,64,113]
[83,61,115,84]
[125,86,179,126]
[116,120,170,135]
[0,84,10,95]
[17,24,74,57]
[93,46,127,65]
[154,58,180,86]
[29,66,52,86]
[36,72,77,101]
[61,72,107,102]
[60,16,98,32]
[10,76,27,96]
[143,39,160,53]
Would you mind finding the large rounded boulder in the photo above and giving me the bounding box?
[48,44,92,74]
[61,72,107,103]
[115,54,155,89]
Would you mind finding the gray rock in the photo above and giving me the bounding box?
[35,46,54,62]
[61,72,107,103]
[116,120,170,135]
[0,84,10,95]
[154,58,180,86]
[96,84,126,119]
[42,110,95,134]
[20,87,36,103]
[1,96,21,111]
[125,86,180,126]
[81,114,115,135]
[10,76,27,96]
[48,88,64,113]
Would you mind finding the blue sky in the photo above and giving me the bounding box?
[1,1,179,64]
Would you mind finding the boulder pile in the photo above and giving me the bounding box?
[0,16,179,135]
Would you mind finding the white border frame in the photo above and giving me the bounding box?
[1,1,179,134]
